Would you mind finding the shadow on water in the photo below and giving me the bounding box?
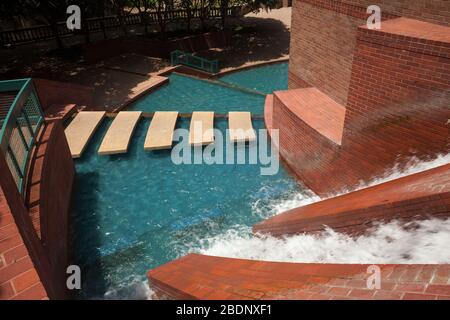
[70,171,108,299]
[69,119,109,299]
[68,115,302,299]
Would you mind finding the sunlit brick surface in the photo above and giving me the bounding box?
[0,187,47,300]
[148,254,450,300]
[253,164,450,236]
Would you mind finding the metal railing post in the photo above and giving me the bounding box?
[0,78,44,194]
[170,50,219,74]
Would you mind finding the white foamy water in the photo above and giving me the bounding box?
[263,153,450,215]
[349,153,450,194]
[187,153,450,264]
[195,219,450,264]
[112,154,449,299]
[103,277,155,300]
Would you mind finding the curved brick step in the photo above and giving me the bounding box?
[44,103,77,122]
[270,86,349,194]
[273,87,346,145]
[264,94,273,131]
[253,163,450,237]
[148,254,450,300]
[359,17,450,59]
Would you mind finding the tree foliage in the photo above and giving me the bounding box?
[0,0,280,47]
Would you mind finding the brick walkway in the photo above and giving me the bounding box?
[273,88,346,145]
[0,187,47,300]
[148,254,450,300]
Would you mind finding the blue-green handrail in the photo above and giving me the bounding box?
[170,50,219,74]
[0,78,45,194]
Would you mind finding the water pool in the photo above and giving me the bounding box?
[71,117,301,299]
[128,62,288,115]
[219,62,288,94]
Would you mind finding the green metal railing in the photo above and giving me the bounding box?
[171,50,219,74]
[0,79,45,194]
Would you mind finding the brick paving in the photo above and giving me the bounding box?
[0,187,47,300]
[149,254,450,300]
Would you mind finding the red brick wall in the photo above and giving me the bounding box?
[288,71,311,89]
[338,25,450,185]
[272,93,345,189]
[28,122,74,296]
[289,0,450,101]
[280,1,450,195]
[289,1,366,105]
[344,0,450,26]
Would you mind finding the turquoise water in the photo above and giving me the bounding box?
[71,62,298,299]
[219,62,288,94]
[71,118,300,299]
[129,62,288,115]
[130,73,265,114]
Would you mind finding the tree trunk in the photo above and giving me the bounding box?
[117,7,128,36]
[143,14,149,36]
[33,3,64,49]
[50,20,63,49]
[82,14,90,44]
[101,19,108,39]
[137,7,148,36]
[198,1,207,32]
[101,9,108,39]
[220,0,228,29]
[186,8,191,32]
[157,6,166,39]
[200,15,206,32]
[200,5,209,32]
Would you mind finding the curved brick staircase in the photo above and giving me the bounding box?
[254,164,450,236]
[149,254,450,300]
[147,163,450,300]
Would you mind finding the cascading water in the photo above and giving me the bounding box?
[182,152,450,264]
[193,219,450,264]
[100,153,449,300]
[86,64,449,300]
